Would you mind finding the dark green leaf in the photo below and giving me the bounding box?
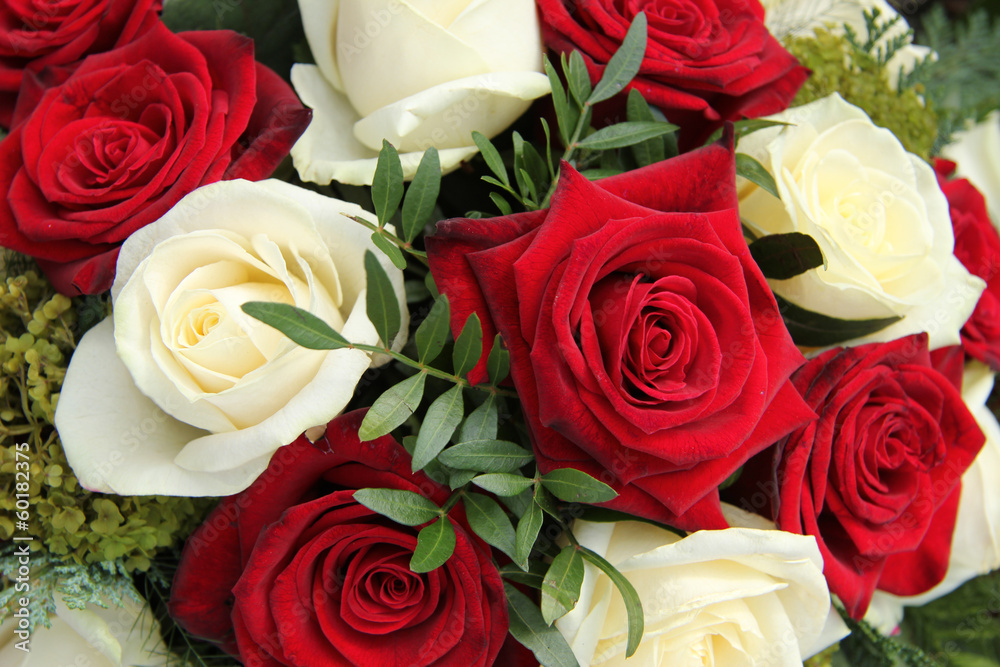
[542,546,585,625]
[775,294,902,347]
[472,131,509,188]
[490,192,513,215]
[567,50,593,107]
[580,168,623,180]
[518,167,539,205]
[359,373,426,441]
[453,312,483,380]
[425,271,439,299]
[353,488,440,526]
[370,232,406,270]
[748,233,825,280]
[707,118,793,145]
[521,141,550,196]
[589,13,648,104]
[505,583,581,667]
[535,484,562,520]
[405,279,431,304]
[411,386,464,471]
[545,57,577,146]
[626,89,665,167]
[473,473,535,497]
[576,121,678,151]
[459,394,498,442]
[735,153,780,199]
[464,492,517,560]
[515,498,544,568]
[487,334,510,385]
[504,486,534,519]
[414,294,451,364]
[501,563,547,589]
[401,147,441,242]
[410,518,456,572]
[241,302,350,350]
[539,117,556,181]
[372,140,404,227]
[541,469,619,503]
[579,546,644,658]
[437,440,534,473]
[449,469,478,490]
[364,250,401,346]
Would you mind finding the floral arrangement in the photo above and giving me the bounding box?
[2,0,1000,666]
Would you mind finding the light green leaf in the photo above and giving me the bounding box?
[473,473,535,497]
[411,386,465,471]
[370,232,406,270]
[515,498,544,568]
[353,488,440,526]
[459,395,498,442]
[359,373,426,441]
[372,140,404,227]
[579,546,644,658]
[437,440,533,473]
[505,583,581,667]
[542,469,618,504]
[410,517,456,573]
[472,131,509,188]
[567,50,593,107]
[364,249,402,347]
[588,13,648,104]
[463,492,517,560]
[414,294,451,364]
[542,546,585,625]
[401,147,441,242]
[241,302,350,350]
[735,153,780,200]
[453,312,483,380]
[576,121,678,151]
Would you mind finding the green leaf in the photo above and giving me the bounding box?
[505,583,581,667]
[464,492,518,560]
[353,488,440,526]
[500,563,547,589]
[576,121,678,151]
[735,153,780,200]
[521,141,550,196]
[541,469,618,504]
[437,440,534,473]
[486,334,510,385]
[359,373,427,441]
[414,294,451,364]
[473,473,535,497]
[370,232,406,270]
[515,498,544,568]
[579,546,644,658]
[448,469,478,490]
[567,50,593,107]
[364,250,402,346]
[707,118,793,145]
[241,302,350,350]
[775,294,902,348]
[472,131,509,188]
[490,192,513,215]
[588,12,648,104]
[411,386,465,471]
[410,517,456,573]
[504,486,534,519]
[748,233,825,280]
[542,546,585,625]
[580,168,623,180]
[535,484,562,520]
[545,57,578,146]
[626,89,665,167]
[517,167,539,205]
[401,147,441,242]
[459,395,498,442]
[539,117,557,181]
[453,312,483,379]
[372,140,404,227]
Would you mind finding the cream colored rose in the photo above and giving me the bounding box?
[942,111,1000,223]
[0,591,168,667]
[738,93,984,350]
[291,0,550,186]
[760,0,932,88]
[557,519,834,666]
[55,179,407,497]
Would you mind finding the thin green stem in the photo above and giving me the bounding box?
[345,214,430,266]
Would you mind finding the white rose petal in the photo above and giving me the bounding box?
[738,93,985,350]
[292,0,549,186]
[941,110,1000,224]
[56,179,408,496]
[558,519,834,666]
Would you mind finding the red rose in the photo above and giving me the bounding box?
[537,0,808,147]
[169,410,509,667]
[425,132,814,530]
[732,335,985,618]
[935,158,1000,370]
[0,21,311,295]
[0,0,161,128]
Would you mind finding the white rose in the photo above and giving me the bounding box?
[738,93,984,350]
[870,361,1000,619]
[941,111,1000,224]
[291,0,551,186]
[760,0,932,88]
[55,179,407,497]
[0,592,168,667]
[557,519,835,666]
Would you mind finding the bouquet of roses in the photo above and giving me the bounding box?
[3,0,1000,665]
